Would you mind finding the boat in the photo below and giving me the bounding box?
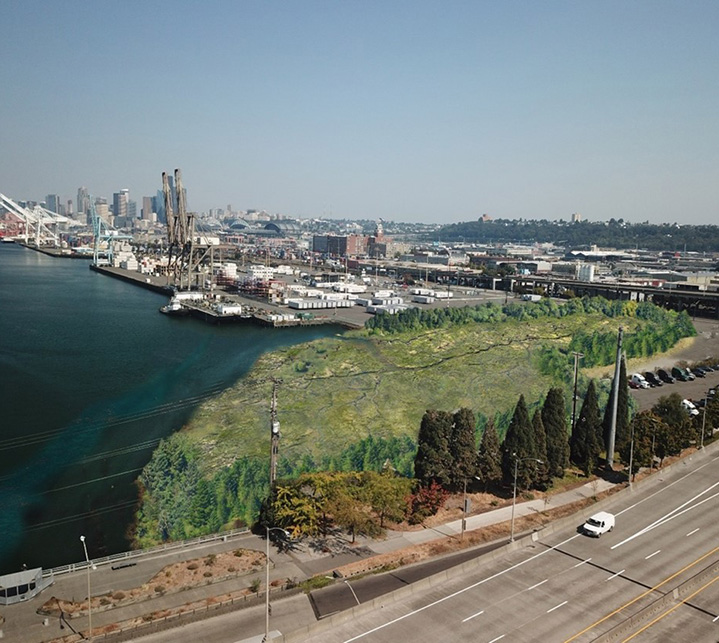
[159,299,190,316]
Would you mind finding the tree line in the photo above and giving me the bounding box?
[436,217,719,254]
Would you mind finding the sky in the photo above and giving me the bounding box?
[1,1,718,224]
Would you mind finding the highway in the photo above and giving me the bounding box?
[291,451,719,643]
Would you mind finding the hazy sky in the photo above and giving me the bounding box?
[2,1,718,224]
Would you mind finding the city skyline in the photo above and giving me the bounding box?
[2,1,718,225]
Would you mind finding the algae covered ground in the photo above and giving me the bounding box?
[179,311,630,473]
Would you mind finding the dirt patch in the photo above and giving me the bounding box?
[39,548,265,619]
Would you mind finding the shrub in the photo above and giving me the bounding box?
[154,585,165,594]
[204,554,216,566]
[203,571,213,578]
[112,591,125,601]
[249,578,261,593]
[187,563,198,571]
[233,549,244,558]
[228,566,236,573]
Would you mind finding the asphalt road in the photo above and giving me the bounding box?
[292,448,719,642]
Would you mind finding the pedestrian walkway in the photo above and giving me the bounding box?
[0,477,616,642]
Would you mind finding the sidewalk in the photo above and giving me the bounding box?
[0,477,616,642]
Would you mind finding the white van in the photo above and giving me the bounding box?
[630,373,650,389]
[582,511,615,537]
[682,399,700,417]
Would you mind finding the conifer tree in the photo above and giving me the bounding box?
[502,395,537,488]
[450,408,479,489]
[532,409,551,489]
[602,356,629,457]
[542,388,570,478]
[414,410,453,487]
[571,380,602,476]
[476,419,503,489]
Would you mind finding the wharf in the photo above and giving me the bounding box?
[90,263,363,329]
[19,242,92,259]
[89,263,174,295]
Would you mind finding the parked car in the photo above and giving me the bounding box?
[582,511,615,537]
[682,399,700,417]
[630,373,650,389]
[690,367,707,378]
[644,372,663,387]
[672,367,694,382]
[657,369,675,384]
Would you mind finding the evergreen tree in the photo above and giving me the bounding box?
[476,419,503,489]
[571,380,602,476]
[542,388,570,478]
[602,356,629,458]
[619,411,659,479]
[414,410,453,487]
[450,408,479,489]
[532,409,551,489]
[652,393,697,450]
[501,395,537,488]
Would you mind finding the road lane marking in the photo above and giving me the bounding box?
[564,546,719,642]
[574,558,592,567]
[606,569,625,581]
[686,528,700,537]
[621,574,719,641]
[462,610,484,623]
[528,579,548,590]
[341,533,581,642]
[645,550,661,560]
[488,636,505,643]
[547,600,568,613]
[612,482,719,549]
[713,614,719,623]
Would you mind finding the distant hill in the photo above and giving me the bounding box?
[436,218,719,254]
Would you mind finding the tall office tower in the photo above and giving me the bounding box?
[142,196,154,220]
[46,194,60,213]
[77,187,90,220]
[127,199,137,219]
[154,191,165,223]
[66,199,74,217]
[113,190,128,219]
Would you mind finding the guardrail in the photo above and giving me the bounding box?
[41,527,250,578]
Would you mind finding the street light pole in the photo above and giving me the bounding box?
[461,475,481,540]
[700,396,708,449]
[79,535,93,640]
[264,526,289,643]
[510,454,542,542]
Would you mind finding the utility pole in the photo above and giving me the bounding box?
[269,378,281,486]
[571,352,584,434]
[606,327,623,469]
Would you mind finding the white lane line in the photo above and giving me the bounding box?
[488,636,505,643]
[606,569,625,581]
[645,550,661,560]
[462,610,484,623]
[686,528,700,537]
[612,482,719,549]
[547,600,568,613]
[574,558,592,567]
[528,579,548,590]
[341,533,581,642]
[713,614,719,623]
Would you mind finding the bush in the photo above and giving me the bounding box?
[112,591,125,600]
[204,554,216,566]
[233,549,244,558]
[249,578,261,593]
[187,563,198,571]
[154,585,165,594]
[203,571,213,578]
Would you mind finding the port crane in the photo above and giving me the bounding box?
[0,193,67,246]
[88,197,131,265]
[162,169,215,290]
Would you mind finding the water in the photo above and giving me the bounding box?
[0,244,338,574]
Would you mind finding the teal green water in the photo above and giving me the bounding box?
[0,244,338,573]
